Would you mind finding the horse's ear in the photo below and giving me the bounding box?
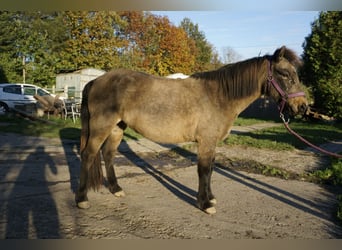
[273,46,286,62]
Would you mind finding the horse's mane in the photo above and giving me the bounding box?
[190,56,267,100]
[190,47,301,100]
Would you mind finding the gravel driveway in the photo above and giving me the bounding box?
[0,131,341,239]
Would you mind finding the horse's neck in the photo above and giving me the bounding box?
[222,62,268,115]
[223,88,262,117]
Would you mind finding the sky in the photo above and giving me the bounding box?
[152,11,320,61]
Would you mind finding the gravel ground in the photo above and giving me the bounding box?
[0,131,341,239]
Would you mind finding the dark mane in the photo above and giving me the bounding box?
[190,56,267,100]
[276,47,302,68]
[190,47,301,100]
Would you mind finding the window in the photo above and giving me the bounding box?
[37,88,50,96]
[23,86,36,96]
[3,86,22,95]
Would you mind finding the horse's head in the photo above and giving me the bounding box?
[267,46,308,117]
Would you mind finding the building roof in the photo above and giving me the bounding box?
[57,68,106,77]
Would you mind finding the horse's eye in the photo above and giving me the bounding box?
[276,69,289,79]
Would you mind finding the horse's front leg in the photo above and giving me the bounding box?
[197,143,216,214]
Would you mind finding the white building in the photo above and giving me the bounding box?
[166,73,189,79]
[56,68,106,100]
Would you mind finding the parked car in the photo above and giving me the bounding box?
[0,83,53,113]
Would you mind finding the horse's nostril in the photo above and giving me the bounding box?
[300,104,308,114]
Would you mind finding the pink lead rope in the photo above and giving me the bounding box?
[281,119,342,159]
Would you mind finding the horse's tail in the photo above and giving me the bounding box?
[80,80,103,191]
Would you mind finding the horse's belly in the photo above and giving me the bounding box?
[124,114,197,144]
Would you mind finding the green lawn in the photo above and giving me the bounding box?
[225,119,342,151]
[1,114,341,149]
[0,113,142,141]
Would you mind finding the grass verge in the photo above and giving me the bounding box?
[311,158,342,221]
[0,113,142,141]
[225,119,342,151]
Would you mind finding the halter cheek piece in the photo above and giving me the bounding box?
[267,61,306,121]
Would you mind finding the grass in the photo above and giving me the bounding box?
[233,117,277,126]
[311,158,342,185]
[310,158,342,221]
[0,113,142,141]
[0,114,81,140]
[225,119,342,151]
[1,114,341,148]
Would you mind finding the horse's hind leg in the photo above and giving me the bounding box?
[76,132,109,209]
[102,124,125,197]
[197,142,217,214]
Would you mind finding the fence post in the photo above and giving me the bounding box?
[64,85,68,99]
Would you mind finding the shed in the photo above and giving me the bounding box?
[56,68,106,99]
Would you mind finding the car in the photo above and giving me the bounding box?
[0,83,53,113]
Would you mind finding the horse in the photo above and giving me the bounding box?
[75,46,308,214]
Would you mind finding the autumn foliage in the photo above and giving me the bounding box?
[0,11,216,85]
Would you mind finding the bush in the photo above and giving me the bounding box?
[301,11,342,120]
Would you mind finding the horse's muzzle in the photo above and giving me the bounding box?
[299,103,308,115]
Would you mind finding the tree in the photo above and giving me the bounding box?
[0,11,68,86]
[21,12,69,86]
[0,11,220,86]
[60,11,127,72]
[180,18,214,72]
[0,11,24,83]
[0,65,8,82]
[221,46,242,64]
[119,11,196,75]
[301,11,342,119]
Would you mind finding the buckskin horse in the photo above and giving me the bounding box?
[76,46,308,214]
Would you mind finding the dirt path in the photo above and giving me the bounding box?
[0,130,341,239]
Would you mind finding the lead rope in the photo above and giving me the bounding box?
[280,114,342,159]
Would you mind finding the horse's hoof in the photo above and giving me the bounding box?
[204,206,217,214]
[114,190,125,197]
[77,201,90,209]
[210,198,217,205]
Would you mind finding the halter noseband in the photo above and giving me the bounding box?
[267,61,305,120]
